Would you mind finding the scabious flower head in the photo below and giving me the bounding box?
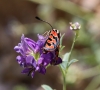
[14,34,62,78]
[70,22,81,30]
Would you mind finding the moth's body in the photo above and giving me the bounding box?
[43,29,60,52]
[35,17,61,64]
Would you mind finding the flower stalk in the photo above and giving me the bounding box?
[63,72,66,90]
[61,22,80,90]
[68,30,79,63]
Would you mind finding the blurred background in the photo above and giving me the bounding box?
[0,0,100,90]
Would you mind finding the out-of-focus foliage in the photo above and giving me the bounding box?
[0,0,100,90]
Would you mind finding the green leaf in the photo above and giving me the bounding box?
[68,59,78,67]
[60,33,65,46]
[41,85,53,90]
[60,52,70,70]
[60,61,68,70]
[60,45,65,51]
[63,52,70,61]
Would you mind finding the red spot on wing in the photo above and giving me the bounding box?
[45,44,50,48]
[47,39,56,45]
[49,35,53,39]
[47,40,51,43]
[49,45,54,49]
[50,30,58,37]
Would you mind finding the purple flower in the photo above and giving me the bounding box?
[14,34,62,78]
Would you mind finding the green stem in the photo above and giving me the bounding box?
[68,31,78,62]
[59,30,79,90]
[59,65,67,90]
[63,31,78,90]
[63,72,66,90]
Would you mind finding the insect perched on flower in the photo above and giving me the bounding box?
[35,17,61,64]
[14,17,62,78]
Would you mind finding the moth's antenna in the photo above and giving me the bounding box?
[35,16,53,30]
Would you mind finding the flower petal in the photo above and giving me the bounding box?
[26,55,34,65]
[31,72,34,78]
[16,55,26,67]
[37,34,47,40]
[21,68,32,74]
[39,65,46,74]
[25,38,36,51]
[51,57,62,65]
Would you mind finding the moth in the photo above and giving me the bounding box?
[35,17,61,63]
